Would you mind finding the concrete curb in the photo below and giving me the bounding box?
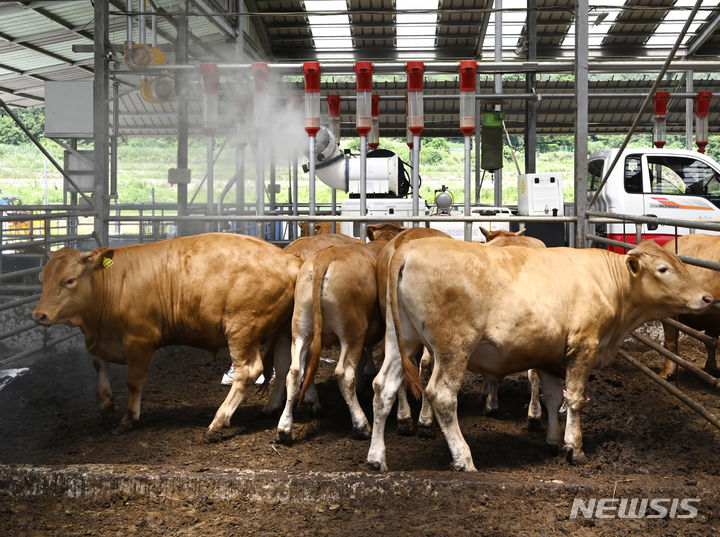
[1,464,715,504]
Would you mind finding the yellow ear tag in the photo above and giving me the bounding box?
[102,257,113,269]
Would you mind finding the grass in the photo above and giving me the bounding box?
[0,137,580,209]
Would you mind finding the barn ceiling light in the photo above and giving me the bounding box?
[396,0,439,50]
[304,0,353,55]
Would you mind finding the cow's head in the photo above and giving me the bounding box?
[626,240,713,315]
[367,222,405,242]
[33,247,115,327]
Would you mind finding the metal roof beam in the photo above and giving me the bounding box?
[686,11,720,57]
[0,29,94,76]
[188,0,236,39]
[137,0,228,61]
[0,85,44,103]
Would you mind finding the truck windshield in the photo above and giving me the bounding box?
[646,155,720,198]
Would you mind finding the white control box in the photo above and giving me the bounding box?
[518,173,564,216]
[340,198,414,237]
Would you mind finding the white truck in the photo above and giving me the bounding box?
[588,147,720,252]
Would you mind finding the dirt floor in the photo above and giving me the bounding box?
[1,329,720,536]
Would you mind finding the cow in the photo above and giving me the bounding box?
[32,233,302,441]
[479,226,545,424]
[380,227,545,436]
[262,232,363,415]
[277,223,405,442]
[659,234,720,379]
[299,221,334,237]
[367,239,713,471]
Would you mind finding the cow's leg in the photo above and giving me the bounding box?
[335,337,371,439]
[537,371,563,449]
[482,378,499,415]
[395,384,413,436]
[205,344,263,442]
[659,320,679,379]
[527,369,543,431]
[417,348,435,437]
[276,334,312,444]
[425,352,475,472]
[367,332,418,471]
[703,339,718,375]
[563,369,590,465]
[92,357,114,422]
[116,344,153,433]
[262,331,290,416]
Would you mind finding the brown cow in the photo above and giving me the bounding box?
[33,233,301,441]
[384,227,546,435]
[660,234,720,379]
[277,223,405,442]
[262,232,363,415]
[299,221,334,237]
[367,239,712,471]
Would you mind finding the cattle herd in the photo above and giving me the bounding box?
[32,224,718,472]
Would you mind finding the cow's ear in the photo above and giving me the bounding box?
[82,248,114,270]
[515,228,527,236]
[479,226,490,240]
[366,225,378,241]
[626,250,642,275]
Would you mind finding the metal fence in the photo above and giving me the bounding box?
[1,204,719,434]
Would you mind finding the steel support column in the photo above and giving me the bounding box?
[176,0,189,233]
[574,0,589,248]
[93,0,110,246]
[524,0,537,175]
[493,0,503,206]
[686,70,694,150]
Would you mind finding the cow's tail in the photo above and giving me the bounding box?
[298,253,329,404]
[387,247,423,399]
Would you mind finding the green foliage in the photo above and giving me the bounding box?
[0,108,45,145]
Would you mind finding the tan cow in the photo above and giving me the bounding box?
[367,239,712,471]
[33,233,301,441]
[660,234,720,379]
[262,232,363,414]
[479,226,546,424]
[299,221,334,237]
[277,222,405,442]
[383,227,546,435]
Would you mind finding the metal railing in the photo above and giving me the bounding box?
[1,202,720,439]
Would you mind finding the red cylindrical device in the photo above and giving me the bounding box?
[652,91,669,148]
[199,63,219,135]
[695,91,712,153]
[303,62,322,137]
[459,60,477,136]
[369,93,380,150]
[406,62,424,136]
[327,94,341,144]
[355,62,373,136]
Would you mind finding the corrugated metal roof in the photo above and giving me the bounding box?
[0,1,719,137]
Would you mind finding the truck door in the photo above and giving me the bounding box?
[642,154,720,242]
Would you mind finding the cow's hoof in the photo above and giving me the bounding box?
[483,407,499,417]
[527,417,543,432]
[417,424,435,438]
[276,429,293,445]
[367,459,386,472]
[451,460,477,472]
[547,442,564,456]
[396,417,414,436]
[703,364,720,377]
[112,421,133,435]
[100,404,115,423]
[203,429,224,443]
[569,450,589,465]
[352,425,371,440]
